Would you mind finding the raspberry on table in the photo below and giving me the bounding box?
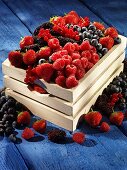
[72,132,85,144]
[20,36,34,49]
[22,128,34,140]
[100,122,110,132]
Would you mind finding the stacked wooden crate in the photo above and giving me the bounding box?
[2,35,127,131]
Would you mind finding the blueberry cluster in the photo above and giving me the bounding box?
[67,23,108,58]
[0,89,23,143]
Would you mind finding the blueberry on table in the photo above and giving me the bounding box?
[5,127,14,136]
[101,48,108,56]
[9,134,17,143]
[114,37,121,44]
[0,128,4,136]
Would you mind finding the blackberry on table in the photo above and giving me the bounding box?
[48,129,66,143]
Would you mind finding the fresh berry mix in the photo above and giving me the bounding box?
[72,132,85,144]
[22,127,34,140]
[33,119,46,134]
[8,11,120,89]
[17,111,31,126]
[100,122,110,132]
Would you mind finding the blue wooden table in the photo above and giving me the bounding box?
[0,0,127,169]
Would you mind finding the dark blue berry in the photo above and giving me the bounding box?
[79,33,84,40]
[91,39,98,46]
[83,38,90,42]
[98,52,103,58]
[38,59,47,65]
[81,27,88,32]
[1,91,5,96]
[101,48,108,56]
[66,24,72,29]
[12,121,17,128]
[5,127,14,136]
[7,98,16,107]
[114,37,121,44]
[92,34,99,40]
[15,102,23,111]
[96,43,102,50]
[9,134,17,143]
[88,25,96,31]
[0,128,4,136]
[88,30,94,34]
[86,32,93,39]
[73,25,81,32]
[8,108,16,115]
[49,56,53,64]
[118,103,126,110]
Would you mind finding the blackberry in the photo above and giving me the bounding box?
[48,129,66,143]
[57,36,77,46]
[50,29,61,36]
[33,37,47,47]
[20,44,40,53]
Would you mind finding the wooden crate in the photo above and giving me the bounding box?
[5,65,123,131]
[3,52,125,116]
[2,35,127,103]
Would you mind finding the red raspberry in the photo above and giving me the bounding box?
[62,55,72,65]
[72,132,85,144]
[104,27,118,38]
[63,42,75,54]
[50,52,62,61]
[73,43,80,51]
[33,119,47,134]
[64,14,79,25]
[76,68,85,80]
[56,70,64,77]
[67,11,80,20]
[100,122,110,132]
[93,22,105,31]
[22,128,34,140]
[84,111,102,128]
[8,51,23,68]
[109,111,124,126]
[91,53,100,64]
[51,16,65,26]
[55,75,66,87]
[59,50,68,56]
[86,62,94,71]
[90,46,97,53]
[81,51,92,61]
[23,49,36,65]
[99,36,114,50]
[80,40,91,51]
[17,111,31,125]
[53,58,65,70]
[37,46,51,59]
[81,57,88,69]
[36,63,54,82]
[66,76,78,88]
[33,85,47,94]
[20,36,34,49]
[65,64,77,77]
[71,53,81,60]
[72,59,82,69]
[48,38,60,49]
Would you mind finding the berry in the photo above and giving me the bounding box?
[81,51,92,61]
[5,127,14,136]
[73,43,80,51]
[9,134,17,143]
[66,76,78,88]
[22,128,34,140]
[36,63,54,82]
[48,38,60,49]
[8,51,23,67]
[55,76,66,87]
[91,53,100,64]
[50,52,62,61]
[93,22,105,31]
[63,42,75,54]
[17,111,31,125]
[72,132,85,144]
[33,119,46,133]
[23,49,36,65]
[96,43,102,51]
[91,39,98,47]
[33,85,47,94]
[64,13,79,25]
[62,55,72,65]
[86,62,94,71]
[48,129,66,143]
[88,24,96,31]
[100,122,110,132]
[65,65,77,77]
[38,47,51,59]
[99,36,114,50]
[109,111,124,126]
[71,53,81,60]
[104,27,118,38]
[114,37,121,45]
[76,68,85,80]
[38,59,47,65]
[81,57,88,69]
[0,128,4,136]
[53,58,65,70]
[84,111,102,128]
[72,59,82,69]
[80,40,91,51]
[15,102,23,111]
[20,36,34,49]
[101,48,108,55]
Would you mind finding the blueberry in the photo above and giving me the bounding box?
[0,128,4,136]
[49,56,53,64]
[1,91,5,96]
[79,33,84,40]
[81,27,88,32]
[83,38,90,41]
[112,80,121,86]
[12,121,17,128]
[0,96,6,105]
[5,127,14,136]
[120,73,127,79]
[88,30,94,34]
[101,48,108,56]
[96,43,102,51]
[86,32,93,39]
[121,81,127,87]
[92,34,99,40]
[118,103,126,110]
[115,76,123,82]
[91,39,98,46]
[83,31,88,37]
[98,52,103,58]
[73,25,81,32]
[66,23,72,29]
[88,25,96,31]
[9,134,17,143]
[114,37,121,44]
[8,108,16,115]
[7,98,16,107]
[96,30,103,36]
[2,103,8,111]
[15,102,23,111]
[110,85,119,93]
[38,59,47,65]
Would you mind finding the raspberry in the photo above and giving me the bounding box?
[91,53,100,64]
[72,132,85,144]
[100,122,110,132]
[66,76,78,88]
[76,68,85,80]
[17,111,31,125]
[81,57,88,69]
[20,36,34,49]
[72,59,82,69]
[33,85,47,94]
[73,43,80,51]
[56,70,64,77]
[80,40,91,51]
[50,52,62,61]
[23,49,36,65]
[55,75,66,87]
[99,36,114,50]
[84,111,102,128]
[90,46,97,53]
[109,111,124,126]
[104,27,118,38]
[59,50,68,56]
[8,51,23,68]
[65,64,77,77]
[62,55,72,65]
[71,53,81,60]
[36,63,54,82]
[81,51,92,61]
[22,128,34,140]
[48,129,66,143]
[93,22,105,31]
[48,38,60,49]
[64,14,79,25]
[33,119,46,133]
[53,58,65,70]
[37,46,51,59]
[63,42,75,54]
[86,62,94,71]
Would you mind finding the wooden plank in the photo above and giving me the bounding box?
[2,35,127,102]
[3,52,125,116]
[5,65,123,131]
